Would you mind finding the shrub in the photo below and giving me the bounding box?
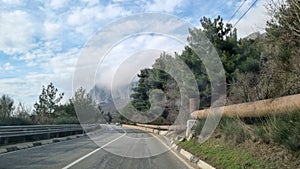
[194,117,250,145]
[219,117,250,145]
[194,118,206,136]
[0,117,35,125]
[53,116,79,124]
[193,110,300,152]
[268,111,300,151]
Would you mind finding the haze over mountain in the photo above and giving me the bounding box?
[89,81,138,116]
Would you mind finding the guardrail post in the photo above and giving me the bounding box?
[187,98,199,139]
[2,137,9,145]
[186,120,197,140]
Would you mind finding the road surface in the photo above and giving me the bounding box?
[0,125,193,169]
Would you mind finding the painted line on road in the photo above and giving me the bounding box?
[149,133,195,169]
[62,128,127,169]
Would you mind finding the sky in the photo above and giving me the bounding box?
[0,0,270,108]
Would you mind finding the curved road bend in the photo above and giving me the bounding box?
[0,125,194,169]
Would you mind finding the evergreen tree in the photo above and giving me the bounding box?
[33,82,64,124]
[261,0,300,97]
[72,87,101,123]
[0,95,14,118]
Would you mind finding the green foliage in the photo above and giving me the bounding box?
[178,46,211,108]
[129,53,180,124]
[193,118,206,136]
[178,139,268,169]
[130,16,240,123]
[72,87,101,123]
[119,114,129,124]
[54,100,76,117]
[236,39,261,74]
[52,100,79,124]
[52,116,79,124]
[0,117,35,125]
[219,117,250,145]
[0,94,15,118]
[103,112,112,123]
[196,16,239,83]
[34,82,64,124]
[129,15,264,123]
[258,112,300,152]
[14,102,31,119]
[131,68,152,111]
[195,117,250,145]
[229,37,263,103]
[262,0,300,97]
[194,112,300,152]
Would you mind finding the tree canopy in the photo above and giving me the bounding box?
[33,82,64,123]
[0,95,15,118]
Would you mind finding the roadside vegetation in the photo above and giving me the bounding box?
[123,0,299,126]
[0,83,103,125]
[181,109,300,169]
[178,138,269,169]
[127,0,299,168]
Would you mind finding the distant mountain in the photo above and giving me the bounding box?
[244,31,266,40]
[89,86,111,105]
[89,81,138,116]
[89,86,115,115]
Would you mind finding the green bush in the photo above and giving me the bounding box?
[53,116,79,124]
[194,117,250,145]
[254,124,271,144]
[267,112,300,151]
[178,139,268,169]
[194,118,206,136]
[0,117,35,125]
[193,111,300,152]
[219,117,250,145]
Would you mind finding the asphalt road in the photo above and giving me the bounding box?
[0,125,193,169]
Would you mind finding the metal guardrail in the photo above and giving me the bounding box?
[0,124,99,145]
[0,125,81,137]
[135,123,171,130]
[134,124,187,133]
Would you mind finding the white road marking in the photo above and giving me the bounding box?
[62,127,126,169]
[149,133,195,169]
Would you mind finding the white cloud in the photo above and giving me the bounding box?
[81,0,99,6]
[112,0,131,2]
[0,0,272,107]
[232,0,269,38]
[110,50,162,87]
[146,0,184,12]
[0,73,54,107]
[1,62,14,71]
[95,34,184,88]
[0,10,35,54]
[66,4,130,36]
[18,40,62,66]
[1,0,22,5]
[45,48,78,75]
[226,0,234,7]
[0,47,80,106]
[72,13,190,91]
[67,7,86,26]
[18,50,51,67]
[42,48,80,102]
[49,0,69,9]
[43,21,61,39]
